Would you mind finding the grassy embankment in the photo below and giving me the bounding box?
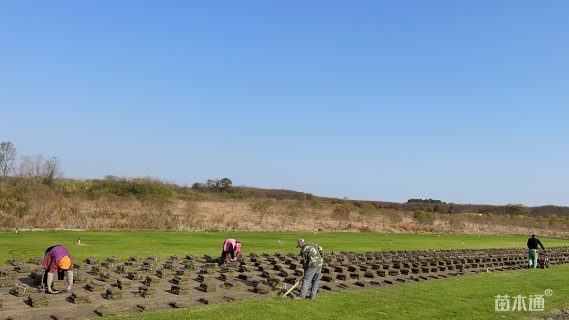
[2,177,569,236]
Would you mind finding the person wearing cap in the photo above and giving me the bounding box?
[527,234,546,269]
[219,239,242,265]
[40,245,74,293]
[297,238,323,299]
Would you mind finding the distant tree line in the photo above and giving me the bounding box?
[318,196,569,218]
[192,178,234,193]
[407,198,446,204]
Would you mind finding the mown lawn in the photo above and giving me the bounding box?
[2,231,568,319]
[112,264,569,320]
[1,230,567,264]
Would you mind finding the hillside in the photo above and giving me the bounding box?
[1,177,568,238]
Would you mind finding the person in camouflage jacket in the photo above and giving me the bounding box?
[297,238,323,299]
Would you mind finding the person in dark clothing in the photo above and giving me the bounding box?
[527,234,546,269]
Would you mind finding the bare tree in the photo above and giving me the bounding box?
[19,155,44,178]
[42,156,61,184]
[18,155,62,183]
[0,141,17,177]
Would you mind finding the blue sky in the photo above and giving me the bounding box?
[1,1,568,206]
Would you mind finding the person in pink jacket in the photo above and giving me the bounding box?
[219,239,241,265]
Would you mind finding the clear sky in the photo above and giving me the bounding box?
[1,1,568,206]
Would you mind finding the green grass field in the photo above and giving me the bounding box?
[110,264,569,320]
[1,230,567,263]
[2,230,568,319]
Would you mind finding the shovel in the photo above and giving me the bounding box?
[281,281,300,299]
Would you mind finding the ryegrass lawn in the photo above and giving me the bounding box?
[1,230,567,264]
[2,231,568,319]
[112,265,569,320]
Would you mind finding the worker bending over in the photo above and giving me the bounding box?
[220,238,242,265]
[40,245,74,293]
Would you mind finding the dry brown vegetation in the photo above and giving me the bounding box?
[1,177,569,238]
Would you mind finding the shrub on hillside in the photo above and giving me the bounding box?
[217,190,247,200]
[343,201,358,213]
[332,204,350,221]
[359,203,378,217]
[240,187,313,200]
[0,196,28,218]
[252,198,277,213]
[308,200,323,210]
[281,199,304,217]
[86,178,175,203]
[505,204,528,216]
[252,198,277,223]
[413,210,436,225]
[55,179,93,195]
[446,214,466,229]
[382,209,403,223]
[1,178,56,212]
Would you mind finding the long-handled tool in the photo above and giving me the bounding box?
[281,280,300,298]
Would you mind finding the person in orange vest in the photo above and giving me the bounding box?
[40,245,74,293]
[219,239,242,265]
